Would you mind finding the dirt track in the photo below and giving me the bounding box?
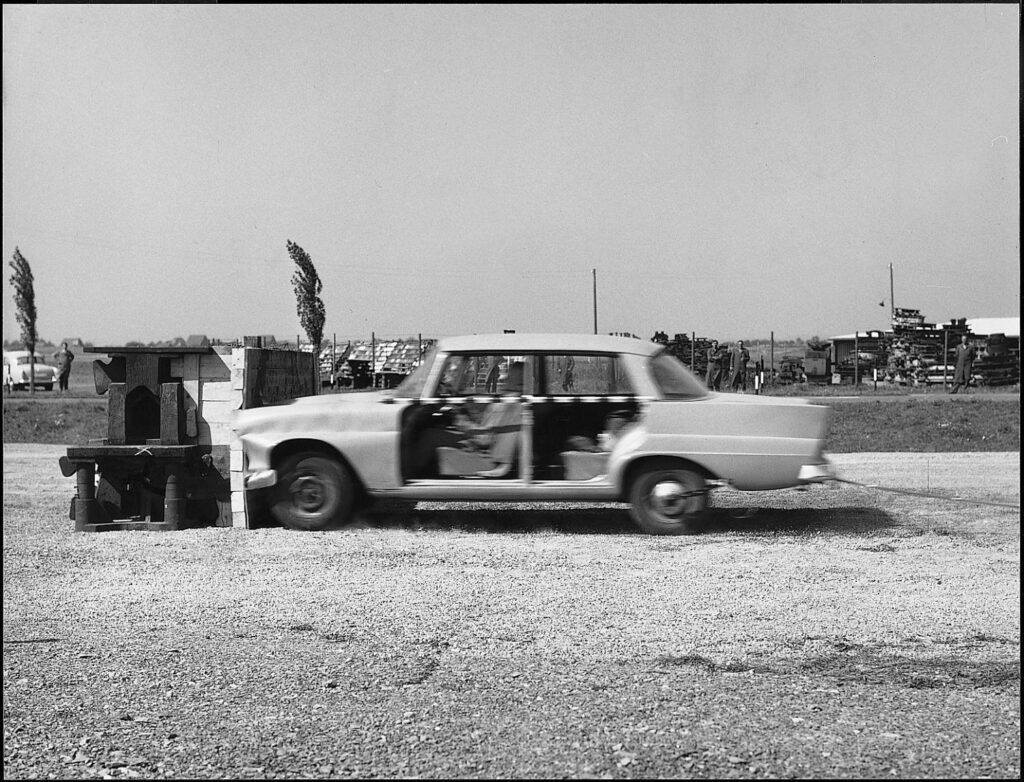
[3,447,1020,779]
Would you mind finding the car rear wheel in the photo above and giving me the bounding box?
[271,452,355,531]
[628,462,708,535]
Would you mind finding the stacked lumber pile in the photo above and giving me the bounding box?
[883,309,963,384]
[651,331,717,377]
[888,311,1020,386]
[834,308,1019,386]
[975,332,1020,386]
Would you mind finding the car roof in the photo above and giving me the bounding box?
[436,333,662,356]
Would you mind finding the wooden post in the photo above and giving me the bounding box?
[691,332,696,371]
[74,463,98,531]
[371,332,376,388]
[159,383,184,445]
[107,383,127,444]
[164,464,185,530]
[770,331,774,387]
[943,329,949,388]
[854,333,860,387]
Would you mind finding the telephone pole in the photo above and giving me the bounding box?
[889,263,895,321]
[592,268,598,335]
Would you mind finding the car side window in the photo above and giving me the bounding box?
[436,354,526,397]
[649,351,707,399]
[542,354,633,396]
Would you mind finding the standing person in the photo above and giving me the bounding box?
[561,356,575,393]
[949,334,976,394]
[716,341,730,390]
[705,340,721,390]
[53,341,75,394]
[730,340,751,392]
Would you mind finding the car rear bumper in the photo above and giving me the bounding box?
[798,458,836,483]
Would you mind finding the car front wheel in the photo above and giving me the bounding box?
[628,462,708,535]
[271,452,355,531]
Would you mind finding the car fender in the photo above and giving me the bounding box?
[609,397,830,492]
[234,394,409,490]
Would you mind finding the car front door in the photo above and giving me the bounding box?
[400,352,533,482]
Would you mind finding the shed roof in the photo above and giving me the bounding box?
[965,317,1019,338]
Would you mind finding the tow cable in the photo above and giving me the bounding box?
[830,477,1021,510]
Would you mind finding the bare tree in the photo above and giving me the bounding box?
[9,247,38,394]
[287,240,325,353]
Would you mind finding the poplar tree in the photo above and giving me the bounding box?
[9,246,38,394]
[287,240,325,353]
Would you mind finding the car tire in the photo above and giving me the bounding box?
[41,384,53,391]
[271,452,355,531]
[628,461,708,535]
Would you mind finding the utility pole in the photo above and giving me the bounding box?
[889,263,895,322]
[592,268,598,335]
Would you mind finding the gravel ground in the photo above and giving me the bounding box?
[3,446,1020,779]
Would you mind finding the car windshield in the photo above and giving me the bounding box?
[16,355,44,366]
[391,347,437,399]
[648,349,708,399]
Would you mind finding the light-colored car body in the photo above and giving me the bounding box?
[232,333,834,534]
[2,351,59,391]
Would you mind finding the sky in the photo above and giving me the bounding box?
[2,4,1019,345]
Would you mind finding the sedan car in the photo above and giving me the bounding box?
[232,333,835,535]
[2,350,59,391]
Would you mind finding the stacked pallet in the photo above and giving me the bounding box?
[840,309,1018,386]
[975,333,1020,386]
[885,309,947,383]
[892,316,982,385]
[651,331,717,377]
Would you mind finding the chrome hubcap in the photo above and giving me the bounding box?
[648,478,700,519]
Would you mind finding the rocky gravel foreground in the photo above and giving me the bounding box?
[3,447,1020,779]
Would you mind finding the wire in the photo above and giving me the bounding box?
[832,477,1020,510]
